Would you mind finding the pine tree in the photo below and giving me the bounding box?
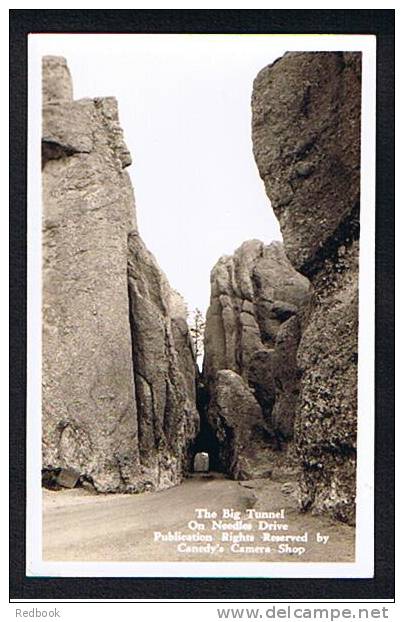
[189,308,205,361]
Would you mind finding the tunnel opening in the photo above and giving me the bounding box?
[190,380,224,473]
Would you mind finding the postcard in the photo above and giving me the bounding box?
[25,32,377,580]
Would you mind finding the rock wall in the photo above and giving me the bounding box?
[202,240,310,477]
[127,232,198,487]
[252,52,361,523]
[42,56,198,492]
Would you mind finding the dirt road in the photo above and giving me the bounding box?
[43,474,354,562]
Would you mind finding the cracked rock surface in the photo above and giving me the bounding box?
[202,240,310,477]
[42,57,198,492]
[252,52,361,523]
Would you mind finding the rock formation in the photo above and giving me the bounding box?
[42,56,198,493]
[202,240,310,477]
[252,52,361,523]
[42,52,361,526]
[207,370,269,480]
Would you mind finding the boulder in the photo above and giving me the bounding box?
[206,370,268,479]
[56,467,81,489]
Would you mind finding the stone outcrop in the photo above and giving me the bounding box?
[207,370,269,480]
[202,240,310,477]
[252,52,361,523]
[127,232,198,487]
[42,56,198,493]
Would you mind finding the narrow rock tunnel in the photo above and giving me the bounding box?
[190,381,224,473]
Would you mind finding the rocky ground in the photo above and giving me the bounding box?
[43,475,354,562]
